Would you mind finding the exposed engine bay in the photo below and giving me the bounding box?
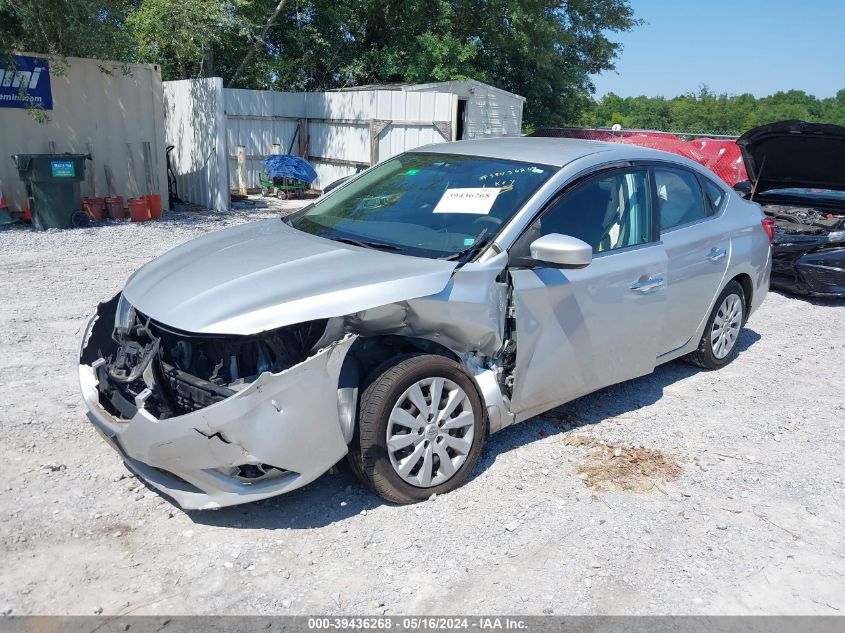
[84,295,329,421]
[763,204,845,236]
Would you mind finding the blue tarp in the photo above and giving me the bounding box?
[262,154,318,184]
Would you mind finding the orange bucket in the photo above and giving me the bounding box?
[82,197,106,221]
[105,196,125,220]
[127,196,151,222]
[145,194,162,220]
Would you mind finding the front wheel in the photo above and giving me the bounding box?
[684,280,746,370]
[348,354,487,503]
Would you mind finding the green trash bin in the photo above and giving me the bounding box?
[12,153,90,230]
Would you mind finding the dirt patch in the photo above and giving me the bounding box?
[564,435,683,493]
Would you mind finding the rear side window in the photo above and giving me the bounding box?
[654,167,707,231]
[702,177,727,212]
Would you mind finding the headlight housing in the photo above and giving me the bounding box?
[114,293,136,332]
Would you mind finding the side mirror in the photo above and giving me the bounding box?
[529,233,592,268]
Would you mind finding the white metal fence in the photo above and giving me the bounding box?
[223,88,456,192]
[163,78,229,213]
[164,81,459,210]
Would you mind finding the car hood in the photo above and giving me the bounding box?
[737,120,845,194]
[121,219,458,335]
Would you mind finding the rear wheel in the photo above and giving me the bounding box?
[684,280,746,369]
[348,354,486,503]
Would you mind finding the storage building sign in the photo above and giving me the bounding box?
[0,55,53,110]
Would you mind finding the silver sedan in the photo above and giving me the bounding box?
[79,138,772,509]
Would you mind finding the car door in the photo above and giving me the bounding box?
[653,166,731,356]
[507,166,668,420]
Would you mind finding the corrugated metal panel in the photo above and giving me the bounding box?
[0,54,168,214]
[163,78,228,211]
[225,116,300,189]
[224,89,307,117]
[377,91,454,162]
[403,79,524,139]
[463,85,523,138]
[219,89,457,190]
[165,82,508,199]
[224,89,307,190]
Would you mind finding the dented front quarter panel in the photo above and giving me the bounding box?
[346,252,509,357]
[343,252,514,432]
[79,321,357,509]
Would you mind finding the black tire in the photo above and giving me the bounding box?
[684,280,746,370]
[71,209,91,228]
[348,354,487,504]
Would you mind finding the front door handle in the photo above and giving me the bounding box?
[706,247,726,262]
[630,276,664,293]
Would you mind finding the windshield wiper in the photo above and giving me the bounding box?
[330,236,403,252]
[442,228,491,261]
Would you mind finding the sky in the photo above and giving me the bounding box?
[591,0,845,99]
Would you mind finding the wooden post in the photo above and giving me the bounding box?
[104,164,116,197]
[85,142,96,197]
[369,120,391,166]
[126,143,139,197]
[298,118,308,159]
[142,141,154,196]
[237,145,247,194]
[369,120,378,166]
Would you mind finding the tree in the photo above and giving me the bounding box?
[581,86,845,135]
[0,0,132,63]
[126,0,235,80]
[228,0,288,87]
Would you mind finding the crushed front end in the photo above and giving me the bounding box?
[766,205,845,296]
[78,294,355,509]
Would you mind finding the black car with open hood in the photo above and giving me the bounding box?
[736,120,845,297]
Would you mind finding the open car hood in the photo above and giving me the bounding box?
[737,120,845,194]
[121,219,457,335]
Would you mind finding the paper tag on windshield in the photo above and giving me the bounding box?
[433,188,500,214]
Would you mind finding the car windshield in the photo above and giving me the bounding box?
[290,152,555,259]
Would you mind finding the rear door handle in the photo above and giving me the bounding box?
[706,247,726,262]
[630,276,664,293]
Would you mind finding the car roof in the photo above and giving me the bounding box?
[416,136,680,168]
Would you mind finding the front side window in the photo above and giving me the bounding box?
[655,167,707,230]
[533,169,653,253]
[290,153,554,259]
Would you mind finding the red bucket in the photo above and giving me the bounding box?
[145,194,162,220]
[127,197,151,222]
[105,196,125,220]
[83,197,106,221]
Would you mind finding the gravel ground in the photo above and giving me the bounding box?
[1,200,843,616]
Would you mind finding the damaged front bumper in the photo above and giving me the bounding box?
[78,303,356,510]
[772,239,845,297]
